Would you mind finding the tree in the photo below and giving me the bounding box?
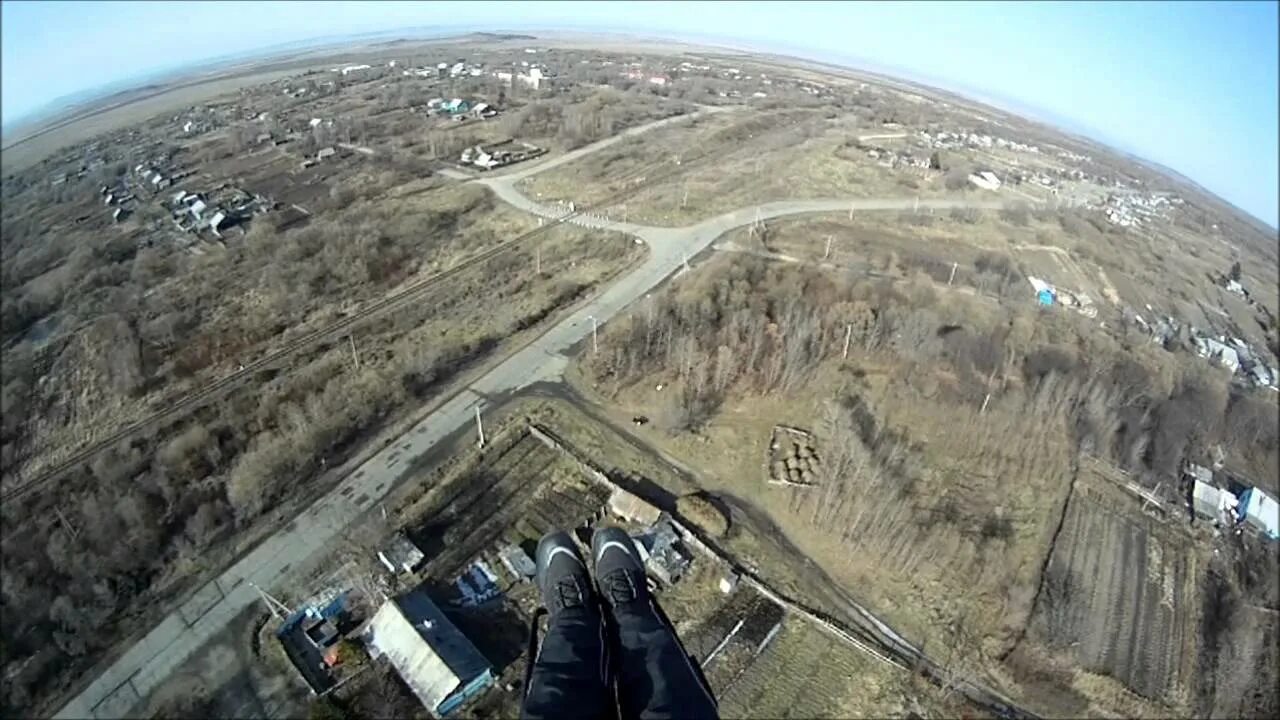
[1229,260,1242,281]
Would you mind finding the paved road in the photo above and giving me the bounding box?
[57,112,1016,719]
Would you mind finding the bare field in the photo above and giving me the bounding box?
[522,109,967,227]
[1020,467,1205,716]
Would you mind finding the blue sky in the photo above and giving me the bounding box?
[2,1,1277,226]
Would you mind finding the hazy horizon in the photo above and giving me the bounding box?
[2,1,1276,228]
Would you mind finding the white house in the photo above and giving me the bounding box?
[1191,478,1237,524]
[968,171,1002,191]
[1236,487,1279,540]
[363,590,494,716]
[517,67,545,90]
[1195,337,1241,373]
[377,533,426,575]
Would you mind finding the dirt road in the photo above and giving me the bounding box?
[57,111,1018,719]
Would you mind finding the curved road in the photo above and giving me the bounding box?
[58,112,1019,719]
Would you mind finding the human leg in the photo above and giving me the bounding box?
[522,531,612,720]
[592,527,718,720]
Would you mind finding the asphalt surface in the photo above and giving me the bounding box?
[57,112,1017,719]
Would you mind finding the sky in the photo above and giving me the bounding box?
[2,1,1277,227]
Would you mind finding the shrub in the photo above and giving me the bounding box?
[676,494,729,537]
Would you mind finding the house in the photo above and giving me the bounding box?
[436,62,449,77]
[648,75,669,86]
[189,199,208,220]
[635,518,691,586]
[517,68,545,90]
[377,533,426,575]
[495,71,513,83]
[255,132,272,145]
[316,147,337,160]
[444,98,469,114]
[497,544,535,581]
[1184,463,1213,486]
[608,487,661,525]
[968,171,1002,191]
[363,590,495,716]
[1247,363,1273,388]
[450,62,466,76]
[470,103,495,119]
[1194,337,1240,373]
[309,118,323,128]
[207,211,228,238]
[427,98,445,109]
[1191,478,1237,524]
[1225,279,1245,295]
[112,207,127,223]
[1235,487,1279,540]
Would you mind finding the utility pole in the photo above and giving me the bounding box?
[842,324,852,359]
[535,246,541,274]
[588,315,599,354]
[824,235,833,260]
[947,262,958,286]
[682,252,690,272]
[249,581,293,620]
[475,405,485,449]
[849,201,855,220]
[55,507,79,540]
[349,334,360,369]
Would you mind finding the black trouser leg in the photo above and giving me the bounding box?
[610,597,718,720]
[522,605,611,720]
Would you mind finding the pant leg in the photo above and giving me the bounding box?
[610,597,718,720]
[522,605,612,720]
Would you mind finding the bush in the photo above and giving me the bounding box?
[943,167,971,191]
[676,494,729,537]
[308,698,346,720]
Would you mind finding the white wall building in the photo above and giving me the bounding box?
[363,590,494,716]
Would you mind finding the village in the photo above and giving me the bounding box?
[5,32,1278,720]
[233,420,902,720]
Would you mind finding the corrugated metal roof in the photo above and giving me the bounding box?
[364,590,491,715]
[1240,488,1279,539]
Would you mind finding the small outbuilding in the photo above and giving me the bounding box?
[378,533,427,575]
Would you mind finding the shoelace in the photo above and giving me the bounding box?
[554,577,585,609]
[602,569,638,604]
